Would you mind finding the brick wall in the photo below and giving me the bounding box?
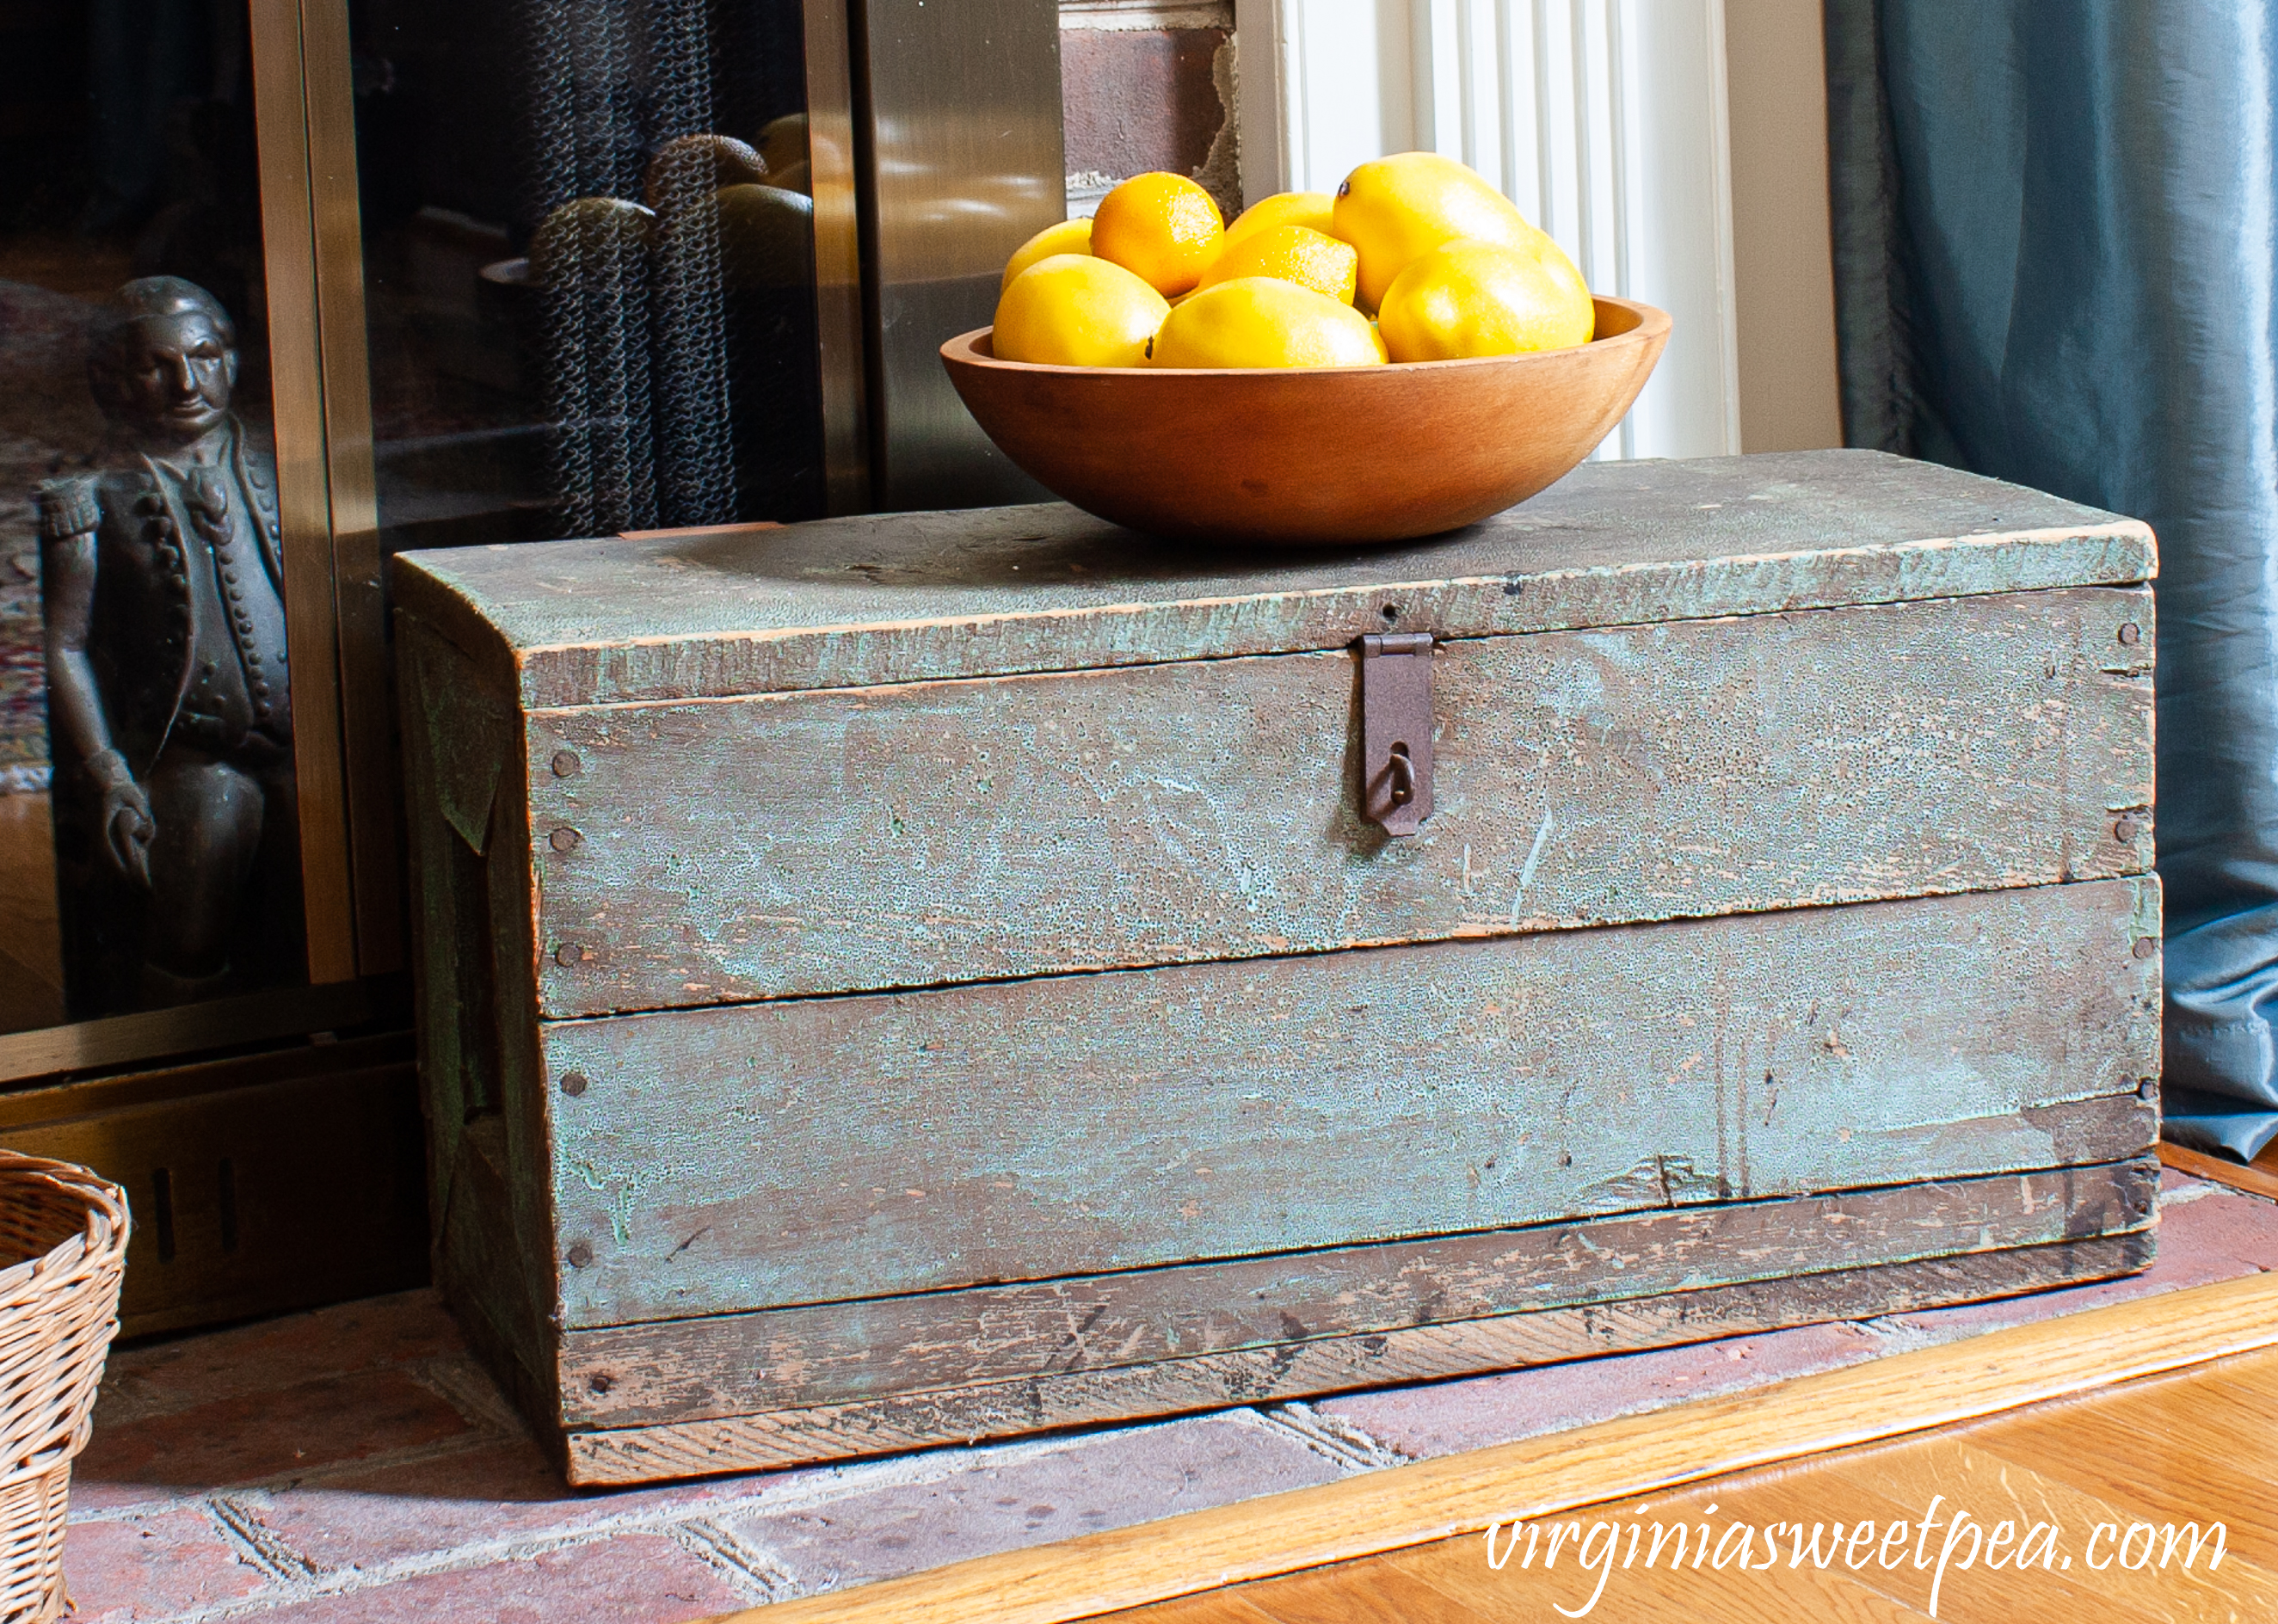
[1060,1,1240,221]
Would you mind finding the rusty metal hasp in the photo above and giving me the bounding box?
[1357,631,1435,835]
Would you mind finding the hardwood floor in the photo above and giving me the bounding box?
[1103,1344,2278,1622]
[2161,1138,2278,1204]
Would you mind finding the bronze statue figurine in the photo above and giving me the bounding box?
[37,276,303,1015]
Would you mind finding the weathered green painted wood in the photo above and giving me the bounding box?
[391,452,2155,710]
[560,1231,2153,1484]
[399,616,562,1406]
[559,1158,2156,1427]
[433,1123,560,1449]
[530,585,2152,1018]
[542,877,2158,1328]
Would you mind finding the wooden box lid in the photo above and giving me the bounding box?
[391,450,2152,710]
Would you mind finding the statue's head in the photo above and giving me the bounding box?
[88,278,239,448]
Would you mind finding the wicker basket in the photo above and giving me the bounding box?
[0,1153,128,1624]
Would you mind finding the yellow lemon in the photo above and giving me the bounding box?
[1194,225,1358,305]
[1222,190,1338,246]
[1534,234,1592,312]
[1376,238,1595,360]
[1090,172,1225,297]
[1333,151,1544,310]
[1001,218,1094,291]
[992,253,1169,366]
[1148,277,1386,368]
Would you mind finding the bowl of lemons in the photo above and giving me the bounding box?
[942,153,1669,545]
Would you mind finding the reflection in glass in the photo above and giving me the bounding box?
[0,0,303,1028]
[40,280,302,1017]
[350,0,826,554]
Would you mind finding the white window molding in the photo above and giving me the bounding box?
[1234,0,1742,459]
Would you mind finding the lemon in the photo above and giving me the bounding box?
[993,253,1169,366]
[1194,225,1358,305]
[1222,190,1338,246]
[1376,237,1593,360]
[1091,172,1225,297]
[1002,218,1094,291]
[1533,235,1592,313]
[1333,151,1545,310]
[1148,276,1386,368]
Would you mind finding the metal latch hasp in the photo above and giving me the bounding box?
[1357,632,1435,835]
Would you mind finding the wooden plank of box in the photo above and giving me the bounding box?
[526,584,2148,1017]
[546,877,2157,1325]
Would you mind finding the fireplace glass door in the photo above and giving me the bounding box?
[0,0,309,1034]
[345,0,835,557]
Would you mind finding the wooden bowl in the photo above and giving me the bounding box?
[941,296,1669,544]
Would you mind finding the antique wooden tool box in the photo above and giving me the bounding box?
[392,449,2158,1486]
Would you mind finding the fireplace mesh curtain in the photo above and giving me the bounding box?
[520,0,738,537]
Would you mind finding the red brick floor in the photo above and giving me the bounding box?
[58,1172,2278,1621]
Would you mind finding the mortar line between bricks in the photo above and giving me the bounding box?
[668,1518,801,1606]
[1838,1314,1936,1356]
[2158,1179,2226,1208]
[1246,1401,1413,1471]
[200,1495,319,1596]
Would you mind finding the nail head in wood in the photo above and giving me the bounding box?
[560,1072,589,1098]
[567,1242,594,1269]
[2117,622,2141,645]
[2133,937,2158,960]
[555,943,587,968]
[2138,1078,2158,1100]
[2114,818,2139,841]
[550,827,584,853]
[551,748,583,777]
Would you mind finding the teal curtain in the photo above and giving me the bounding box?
[1825,3,2278,1160]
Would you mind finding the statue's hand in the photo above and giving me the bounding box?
[88,750,154,890]
[105,784,155,891]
